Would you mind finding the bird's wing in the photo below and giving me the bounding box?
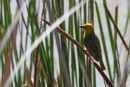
[93,35,102,58]
[84,34,101,61]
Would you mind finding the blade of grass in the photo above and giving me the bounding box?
[90,0,94,25]
[50,0,54,74]
[24,62,31,87]
[114,6,120,71]
[88,0,93,86]
[40,43,52,86]
[39,67,45,87]
[103,0,113,50]
[16,0,32,40]
[125,42,130,84]
[92,65,96,87]
[103,2,129,52]
[69,0,77,86]
[103,0,120,80]
[4,1,88,86]
[78,58,89,86]
[17,24,24,86]
[40,42,53,87]
[90,0,96,87]
[83,2,89,87]
[0,0,3,27]
[54,1,68,86]
[104,2,119,77]
[0,0,30,55]
[123,7,130,36]
[119,7,130,54]
[113,6,121,81]
[73,0,84,86]
[46,0,71,86]
[39,60,48,86]
[95,1,113,82]
[56,0,69,73]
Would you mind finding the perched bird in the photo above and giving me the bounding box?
[79,23,106,70]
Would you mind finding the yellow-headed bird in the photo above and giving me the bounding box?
[79,23,106,70]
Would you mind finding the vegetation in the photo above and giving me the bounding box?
[0,0,130,87]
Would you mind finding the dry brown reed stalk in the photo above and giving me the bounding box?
[40,0,46,30]
[39,60,49,86]
[34,45,40,87]
[103,2,129,52]
[1,20,19,87]
[57,75,62,87]
[52,73,56,87]
[116,75,119,85]
[1,1,20,84]
[25,68,33,87]
[93,62,114,87]
[36,58,40,87]
[16,0,32,41]
[115,6,119,60]
[42,18,114,87]
[34,0,46,86]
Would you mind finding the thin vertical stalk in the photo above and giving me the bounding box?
[95,1,113,82]
[25,68,33,87]
[1,21,19,87]
[119,7,130,54]
[103,0,113,50]
[103,2,129,52]
[73,0,82,87]
[34,0,46,86]
[46,0,71,87]
[69,0,77,86]
[57,75,62,87]
[34,45,40,87]
[113,6,121,82]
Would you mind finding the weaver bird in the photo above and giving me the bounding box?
[79,23,106,70]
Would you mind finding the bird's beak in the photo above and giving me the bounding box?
[79,26,85,29]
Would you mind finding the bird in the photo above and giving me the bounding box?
[79,23,106,70]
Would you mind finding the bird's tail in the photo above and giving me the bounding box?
[99,58,106,70]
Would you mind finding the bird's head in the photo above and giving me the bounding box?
[79,23,94,34]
